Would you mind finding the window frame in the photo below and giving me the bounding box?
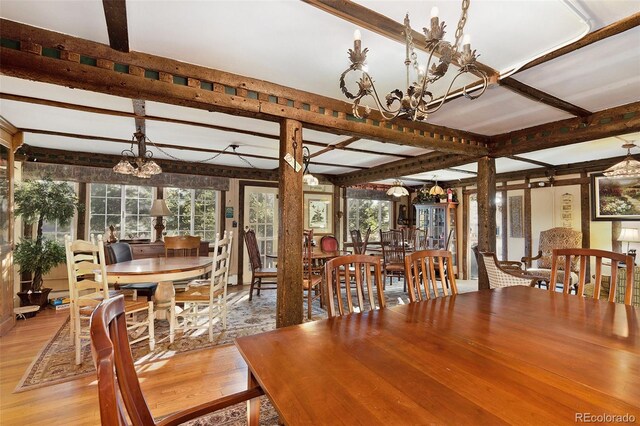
[164,187,219,240]
[345,197,392,242]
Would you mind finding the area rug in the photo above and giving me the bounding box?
[170,396,279,426]
[16,285,412,393]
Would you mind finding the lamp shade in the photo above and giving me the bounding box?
[149,199,172,217]
[386,181,409,197]
[618,228,640,242]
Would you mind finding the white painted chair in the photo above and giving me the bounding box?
[65,234,154,365]
[170,231,233,343]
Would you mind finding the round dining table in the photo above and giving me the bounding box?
[105,257,213,319]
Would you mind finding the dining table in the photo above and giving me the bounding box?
[235,286,640,425]
[105,256,213,319]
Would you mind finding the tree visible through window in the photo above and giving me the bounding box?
[89,184,152,239]
[347,198,391,242]
[41,181,76,242]
[164,188,217,240]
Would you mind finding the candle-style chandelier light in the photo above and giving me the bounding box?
[113,130,162,179]
[339,0,488,122]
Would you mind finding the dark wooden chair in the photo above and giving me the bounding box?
[90,295,263,425]
[164,235,201,257]
[320,235,339,252]
[324,254,385,318]
[303,229,323,319]
[244,229,277,301]
[413,228,428,250]
[404,249,458,302]
[106,242,157,301]
[380,229,407,290]
[350,228,371,255]
[551,248,634,305]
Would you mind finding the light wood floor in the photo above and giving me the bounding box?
[0,309,249,425]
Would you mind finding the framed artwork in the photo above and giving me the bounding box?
[591,173,640,221]
[304,193,333,234]
[508,195,523,238]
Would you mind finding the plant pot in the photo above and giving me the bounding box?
[17,288,53,311]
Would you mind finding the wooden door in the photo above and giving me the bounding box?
[0,139,15,335]
[242,186,279,284]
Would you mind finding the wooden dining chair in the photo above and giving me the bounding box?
[65,235,154,365]
[244,229,278,301]
[170,231,233,343]
[551,248,634,305]
[320,235,339,252]
[404,249,458,302]
[90,295,263,426]
[413,228,428,250]
[380,229,407,290]
[164,235,201,257]
[303,229,323,319]
[350,228,371,255]
[324,254,385,318]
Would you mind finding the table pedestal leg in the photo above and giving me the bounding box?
[153,281,174,320]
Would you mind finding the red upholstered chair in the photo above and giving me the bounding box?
[320,235,339,252]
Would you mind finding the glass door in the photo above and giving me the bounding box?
[242,186,279,284]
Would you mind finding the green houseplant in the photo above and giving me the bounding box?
[14,178,83,309]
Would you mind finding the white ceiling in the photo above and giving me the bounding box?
[1,0,639,185]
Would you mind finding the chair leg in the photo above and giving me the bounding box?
[249,275,256,301]
[307,289,312,320]
[169,298,176,344]
[209,300,215,343]
[257,278,262,296]
[74,311,82,365]
[148,301,155,351]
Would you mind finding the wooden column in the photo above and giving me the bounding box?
[462,189,469,280]
[500,184,508,260]
[580,172,591,278]
[523,178,532,267]
[76,182,87,240]
[477,157,496,290]
[276,119,303,328]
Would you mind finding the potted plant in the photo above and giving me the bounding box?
[14,178,83,310]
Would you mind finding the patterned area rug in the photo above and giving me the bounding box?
[15,285,413,393]
[176,396,278,426]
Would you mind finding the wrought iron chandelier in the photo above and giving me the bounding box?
[339,0,488,122]
[603,142,640,178]
[113,130,162,179]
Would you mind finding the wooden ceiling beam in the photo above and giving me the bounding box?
[514,12,640,75]
[0,19,488,156]
[309,136,364,159]
[102,0,129,52]
[491,101,640,157]
[331,152,473,186]
[18,145,280,181]
[499,77,592,117]
[507,155,554,169]
[302,0,498,79]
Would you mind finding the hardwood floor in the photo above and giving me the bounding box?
[0,309,249,425]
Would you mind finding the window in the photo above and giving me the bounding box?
[347,198,391,242]
[41,181,75,242]
[89,184,153,239]
[165,188,217,240]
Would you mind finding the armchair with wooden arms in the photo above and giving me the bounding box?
[522,227,582,290]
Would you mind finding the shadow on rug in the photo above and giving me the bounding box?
[16,285,412,393]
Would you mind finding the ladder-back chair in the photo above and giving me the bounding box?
[303,229,323,319]
[551,248,634,305]
[324,254,385,318]
[164,235,201,257]
[170,231,233,343]
[90,295,263,426]
[244,229,277,301]
[404,250,458,302]
[380,229,407,289]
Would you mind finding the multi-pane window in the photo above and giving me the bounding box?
[89,184,153,239]
[347,198,391,242]
[41,181,75,242]
[165,188,217,240]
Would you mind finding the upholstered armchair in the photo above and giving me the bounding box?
[522,227,582,289]
[599,266,640,306]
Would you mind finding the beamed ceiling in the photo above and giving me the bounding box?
[0,1,639,187]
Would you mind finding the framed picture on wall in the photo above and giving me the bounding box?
[591,173,640,221]
[304,193,333,234]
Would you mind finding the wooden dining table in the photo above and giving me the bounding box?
[236,286,639,425]
[105,256,212,319]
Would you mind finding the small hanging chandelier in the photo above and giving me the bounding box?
[113,130,162,179]
[429,176,445,195]
[302,146,319,186]
[603,142,640,178]
[339,0,488,122]
[387,180,409,197]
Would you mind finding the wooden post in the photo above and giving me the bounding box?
[462,189,469,280]
[524,178,532,267]
[580,172,591,278]
[276,119,303,328]
[500,184,508,260]
[612,221,622,253]
[477,157,496,290]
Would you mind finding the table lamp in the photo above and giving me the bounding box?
[618,227,640,255]
[149,199,172,242]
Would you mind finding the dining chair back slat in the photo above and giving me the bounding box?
[350,228,371,255]
[164,236,201,257]
[550,248,634,305]
[404,250,458,302]
[380,229,407,288]
[324,254,385,317]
